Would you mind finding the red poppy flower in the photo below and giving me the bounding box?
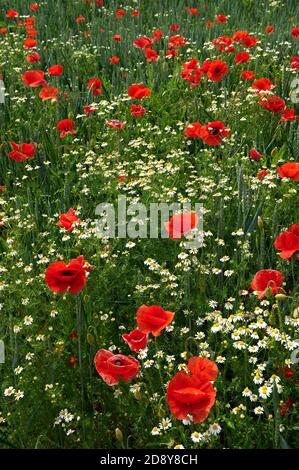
[212,35,234,53]
[216,14,228,23]
[186,7,199,15]
[8,142,36,162]
[45,256,89,294]
[233,31,248,42]
[136,305,175,337]
[75,16,86,23]
[106,119,125,129]
[84,104,97,114]
[277,162,299,181]
[291,27,299,38]
[250,148,263,160]
[6,9,19,18]
[26,28,37,39]
[109,56,120,64]
[249,269,285,299]
[166,49,178,58]
[0,28,7,35]
[280,398,294,417]
[153,30,163,41]
[164,212,199,240]
[242,70,255,80]
[259,95,286,114]
[170,24,180,32]
[184,122,202,138]
[280,109,299,121]
[242,35,258,47]
[39,86,58,102]
[144,48,158,62]
[87,78,102,96]
[282,366,295,379]
[274,230,299,259]
[113,34,121,42]
[167,357,218,423]
[48,64,64,76]
[187,357,219,382]
[199,121,231,146]
[257,169,269,180]
[122,329,148,352]
[22,70,47,87]
[132,10,139,17]
[26,52,41,63]
[234,51,250,64]
[289,224,299,236]
[115,9,126,20]
[131,104,146,117]
[252,78,273,92]
[290,57,299,69]
[207,59,228,82]
[133,36,153,49]
[56,208,80,231]
[94,349,139,386]
[56,119,76,138]
[69,355,76,366]
[128,84,151,99]
[169,35,186,48]
[30,3,39,11]
[206,20,215,28]
[181,59,203,86]
[23,38,37,49]
[265,25,275,34]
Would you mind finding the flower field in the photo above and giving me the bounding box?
[0,0,299,450]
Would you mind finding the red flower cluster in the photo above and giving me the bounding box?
[167,357,218,423]
[56,208,80,231]
[249,269,285,299]
[8,142,36,162]
[87,78,102,96]
[185,121,230,146]
[181,58,228,86]
[274,224,299,259]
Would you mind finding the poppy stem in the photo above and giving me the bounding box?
[154,337,164,389]
[76,293,86,440]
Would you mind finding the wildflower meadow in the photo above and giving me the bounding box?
[0,0,299,452]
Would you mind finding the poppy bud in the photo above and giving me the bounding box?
[134,390,141,400]
[265,286,273,298]
[115,428,123,442]
[292,307,299,319]
[87,332,94,345]
[269,313,276,325]
[158,404,166,418]
[258,216,263,229]
[271,147,277,157]
[275,293,287,301]
[199,276,206,293]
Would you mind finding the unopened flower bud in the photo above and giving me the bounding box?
[115,428,123,442]
[275,293,287,301]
